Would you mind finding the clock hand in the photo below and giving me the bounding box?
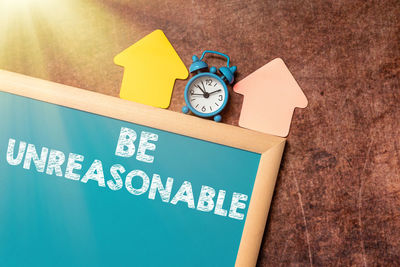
[194,84,210,98]
[195,84,206,93]
[201,81,207,93]
[190,93,204,96]
[208,89,222,95]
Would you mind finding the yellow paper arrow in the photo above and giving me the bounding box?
[114,30,188,108]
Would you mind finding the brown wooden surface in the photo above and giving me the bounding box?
[1,0,399,265]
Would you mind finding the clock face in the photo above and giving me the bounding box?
[186,75,227,115]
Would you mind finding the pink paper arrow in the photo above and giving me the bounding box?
[234,58,308,137]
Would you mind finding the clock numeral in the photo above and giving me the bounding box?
[202,106,206,112]
[190,89,194,95]
[206,79,212,86]
[218,95,223,101]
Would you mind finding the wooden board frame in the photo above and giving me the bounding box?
[0,69,286,267]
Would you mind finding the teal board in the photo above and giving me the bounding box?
[0,92,261,267]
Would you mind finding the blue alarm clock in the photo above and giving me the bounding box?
[182,50,237,122]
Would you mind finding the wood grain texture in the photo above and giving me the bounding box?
[0,0,399,265]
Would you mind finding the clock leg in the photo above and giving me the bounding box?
[182,106,189,114]
[213,115,222,122]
